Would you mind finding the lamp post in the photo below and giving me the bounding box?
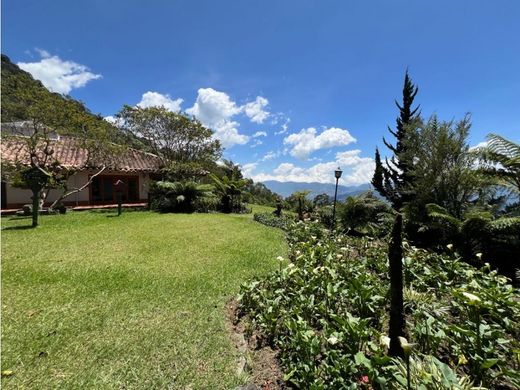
[332,167,342,230]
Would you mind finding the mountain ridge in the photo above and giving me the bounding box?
[260,180,372,199]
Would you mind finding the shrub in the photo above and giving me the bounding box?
[149,181,215,213]
[238,220,520,389]
[338,192,392,236]
[314,205,335,229]
[253,212,292,230]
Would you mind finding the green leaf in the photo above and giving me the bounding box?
[481,358,499,369]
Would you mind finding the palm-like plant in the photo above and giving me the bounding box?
[210,174,248,213]
[150,180,214,213]
[477,134,520,194]
[426,202,520,283]
[339,192,392,236]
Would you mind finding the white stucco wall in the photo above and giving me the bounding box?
[3,170,152,207]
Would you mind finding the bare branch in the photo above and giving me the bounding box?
[49,166,107,209]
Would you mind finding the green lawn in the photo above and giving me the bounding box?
[1,207,286,389]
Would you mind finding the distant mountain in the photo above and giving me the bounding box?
[261,180,372,199]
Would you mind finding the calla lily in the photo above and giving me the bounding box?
[380,335,391,348]
[462,291,481,304]
[398,336,416,356]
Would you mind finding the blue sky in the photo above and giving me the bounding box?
[3,0,519,185]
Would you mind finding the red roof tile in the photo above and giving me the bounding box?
[1,135,162,173]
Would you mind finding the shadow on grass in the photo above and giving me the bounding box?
[2,225,35,231]
[87,208,149,215]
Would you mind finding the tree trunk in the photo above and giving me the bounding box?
[388,213,405,357]
[31,189,40,228]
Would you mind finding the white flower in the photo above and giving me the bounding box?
[447,244,454,251]
[327,335,339,345]
[398,336,416,356]
[276,256,284,262]
[380,335,391,348]
[287,263,295,269]
[462,291,481,304]
[336,254,343,259]
[476,252,482,260]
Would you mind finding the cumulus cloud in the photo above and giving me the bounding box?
[17,50,101,94]
[241,162,258,177]
[243,96,270,123]
[137,91,183,112]
[253,131,267,138]
[187,88,248,148]
[245,149,374,186]
[284,127,356,159]
[187,88,241,125]
[261,150,281,161]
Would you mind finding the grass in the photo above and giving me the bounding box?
[1,207,286,389]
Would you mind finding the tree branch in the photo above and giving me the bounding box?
[49,166,106,209]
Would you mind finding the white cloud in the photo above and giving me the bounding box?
[241,162,258,177]
[187,88,248,148]
[275,117,291,135]
[103,115,124,127]
[284,127,356,159]
[212,119,249,148]
[261,150,281,161]
[246,149,374,186]
[137,91,183,112]
[187,88,241,126]
[469,141,488,151]
[250,139,263,148]
[243,96,270,123]
[18,50,101,94]
[253,131,267,138]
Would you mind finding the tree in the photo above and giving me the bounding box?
[338,192,392,236]
[285,191,312,220]
[372,71,420,209]
[243,179,281,206]
[405,115,486,240]
[116,105,222,171]
[477,134,520,195]
[210,174,248,213]
[1,93,121,227]
[313,193,331,207]
[371,71,420,358]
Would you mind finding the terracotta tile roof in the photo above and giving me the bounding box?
[1,133,163,173]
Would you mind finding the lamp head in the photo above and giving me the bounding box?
[334,167,343,179]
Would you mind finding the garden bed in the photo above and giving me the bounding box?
[238,220,520,388]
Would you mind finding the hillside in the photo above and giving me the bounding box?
[0,54,137,147]
[1,55,101,127]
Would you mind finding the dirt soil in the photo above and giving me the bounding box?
[225,298,287,390]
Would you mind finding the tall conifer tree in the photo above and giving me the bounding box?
[372,71,420,357]
[372,71,420,209]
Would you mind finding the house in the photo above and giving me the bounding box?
[1,121,163,209]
